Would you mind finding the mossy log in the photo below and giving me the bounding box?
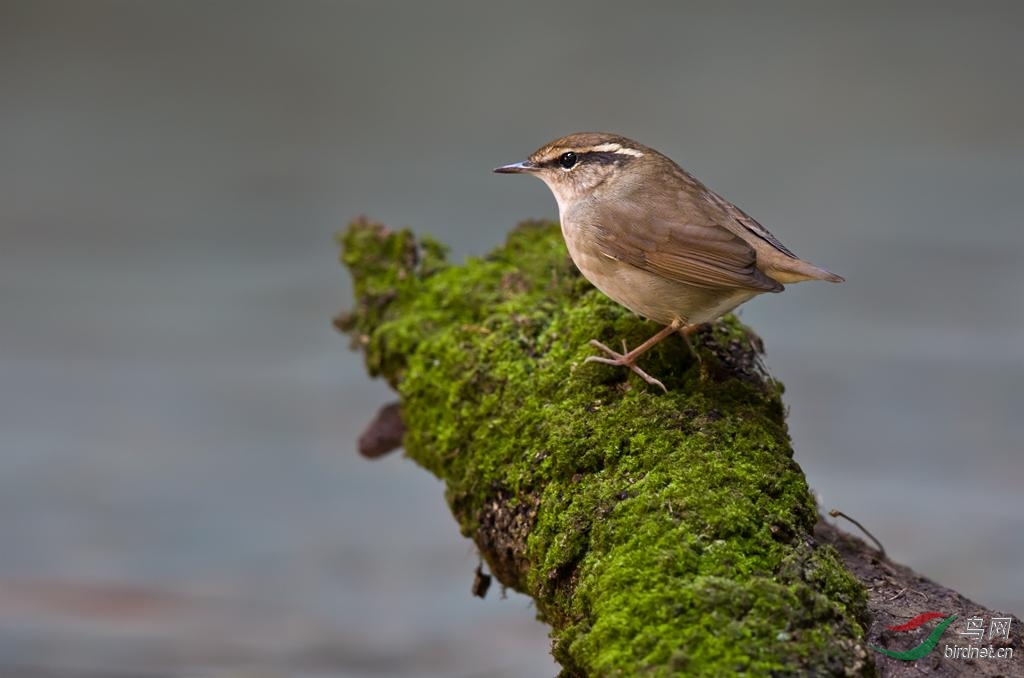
[336,219,1020,677]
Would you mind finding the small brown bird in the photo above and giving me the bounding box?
[495,132,843,392]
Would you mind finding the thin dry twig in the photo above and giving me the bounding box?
[828,508,886,558]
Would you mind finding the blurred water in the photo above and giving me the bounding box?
[0,1,1021,675]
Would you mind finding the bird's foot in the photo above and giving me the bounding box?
[585,339,668,393]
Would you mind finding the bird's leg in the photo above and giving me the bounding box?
[677,322,707,357]
[677,322,709,378]
[586,318,686,392]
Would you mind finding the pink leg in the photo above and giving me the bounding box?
[586,319,694,392]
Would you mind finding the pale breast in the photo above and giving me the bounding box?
[560,218,757,326]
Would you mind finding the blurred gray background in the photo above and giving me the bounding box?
[1,1,1021,676]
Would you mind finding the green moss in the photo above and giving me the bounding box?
[339,218,871,676]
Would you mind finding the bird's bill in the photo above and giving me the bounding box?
[493,160,538,174]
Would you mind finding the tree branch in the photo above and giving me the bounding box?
[337,218,1020,677]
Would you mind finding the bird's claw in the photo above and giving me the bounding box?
[585,340,668,393]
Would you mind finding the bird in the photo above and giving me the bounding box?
[494,132,843,392]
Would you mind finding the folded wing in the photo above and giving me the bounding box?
[591,196,784,293]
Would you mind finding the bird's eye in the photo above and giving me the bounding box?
[558,152,578,170]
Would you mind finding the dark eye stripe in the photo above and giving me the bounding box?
[586,151,631,165]
[540,151,635,169]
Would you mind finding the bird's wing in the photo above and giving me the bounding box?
[590,195,784,293]
[700,188,798,259]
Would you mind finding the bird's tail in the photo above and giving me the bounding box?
[766,258,844,284]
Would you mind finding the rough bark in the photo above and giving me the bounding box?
[336,218,1021,677]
